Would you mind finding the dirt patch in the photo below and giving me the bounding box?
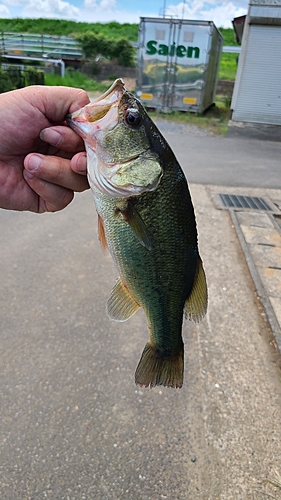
[87,77,136,101]
[120,77,136,91]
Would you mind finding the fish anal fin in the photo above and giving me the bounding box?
[107,278,140,322]
[184,257,208,323]
[135,342,184,389]
[98,214,107,253]
[119,202,152,251]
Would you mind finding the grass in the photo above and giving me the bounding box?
[45,69,108,92]
[45,65,232,136]
[147,97,231,136]
[219,52,239,81]
[141,50,237,134]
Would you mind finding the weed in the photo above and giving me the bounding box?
[147,100,231,136]
[108,74,118,81]
[45,69,108,92]
[254,471,281,499]
[219,52,239,81]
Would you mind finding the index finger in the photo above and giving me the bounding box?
[25,85,90,122]
[40,125,86,153]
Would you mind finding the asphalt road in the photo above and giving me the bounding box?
[157,120,281,189]
[1,123,281,499]
[0,195,208,499]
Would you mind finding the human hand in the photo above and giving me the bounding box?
[0,85,90,213]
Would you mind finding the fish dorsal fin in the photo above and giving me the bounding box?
[98,214,107,252]
[184,258,208,323]
[107,278,140,322]
[120,202,152,251]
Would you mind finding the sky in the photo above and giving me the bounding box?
[0,0,249,29]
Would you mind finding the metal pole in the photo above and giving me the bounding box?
[181,0,186,19]
[163,0,166,17]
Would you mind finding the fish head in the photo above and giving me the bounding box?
[66,79,163,198]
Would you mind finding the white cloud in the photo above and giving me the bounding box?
[166,1,248,28]
[31,0,79,16]
[0,4,10,15]
[100,0,116,8]
[81,0,158,23]
[1,0,23,6]
[3,0,80,18]
[0,0,248,27]
[83,0,116,9]
[201,3,247,27]
[83,0,96,7]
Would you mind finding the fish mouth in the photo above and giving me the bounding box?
[66,78,125,139]
[66,78,162,198]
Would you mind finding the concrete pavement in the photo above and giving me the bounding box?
[0,123,281,499]
[158,120,281,189]
[160,120,281,352]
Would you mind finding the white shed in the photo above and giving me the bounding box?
[231,0,281,125]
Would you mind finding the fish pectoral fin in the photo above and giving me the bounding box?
[135,342,184,389]
[98,214,107,253]
[184,257,208,322]
[106,278,140,322]
[120,202,152,251]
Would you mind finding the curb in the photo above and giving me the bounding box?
[230,209,281,354]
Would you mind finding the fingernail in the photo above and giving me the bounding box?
[26,154,42,172]
[77,154,87,174]
[40,128,62,146]
[23,169,34,179]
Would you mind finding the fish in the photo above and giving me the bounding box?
[66,79,207,389]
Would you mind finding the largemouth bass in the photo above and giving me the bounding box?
[66,79,207,388]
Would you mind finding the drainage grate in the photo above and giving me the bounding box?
[214,194,280,214]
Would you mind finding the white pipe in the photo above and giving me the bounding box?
[1,54,65,77]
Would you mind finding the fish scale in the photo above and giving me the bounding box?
[95,172,197,345]
[66,79,207,388]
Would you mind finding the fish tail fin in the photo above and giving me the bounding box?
[135,343,184,389]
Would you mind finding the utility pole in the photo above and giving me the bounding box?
[181,0,186,19]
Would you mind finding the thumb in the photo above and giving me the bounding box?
[27,85,90,122]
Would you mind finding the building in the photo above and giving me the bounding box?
[231,0,281,125]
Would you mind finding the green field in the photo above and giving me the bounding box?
[0,18,238,45]
[45,69,108,92]
[219,52,239,80]
[0,19,239,80]
[0,18,139,40]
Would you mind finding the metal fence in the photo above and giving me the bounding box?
[0,32,83,60]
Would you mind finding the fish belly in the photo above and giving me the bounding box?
[93,168,199,388]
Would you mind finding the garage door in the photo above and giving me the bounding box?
[232,24,281,124]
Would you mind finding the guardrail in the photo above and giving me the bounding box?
[222,45,241,53]
[0,32,240,60]
[0,32,83,60]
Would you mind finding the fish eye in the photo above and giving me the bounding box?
[124,109,142,127]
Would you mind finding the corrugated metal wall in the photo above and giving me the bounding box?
[232,25,281,124]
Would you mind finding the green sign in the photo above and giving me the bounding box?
[146,40,200,58]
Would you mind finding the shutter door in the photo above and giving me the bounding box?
[232,25,281,124]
